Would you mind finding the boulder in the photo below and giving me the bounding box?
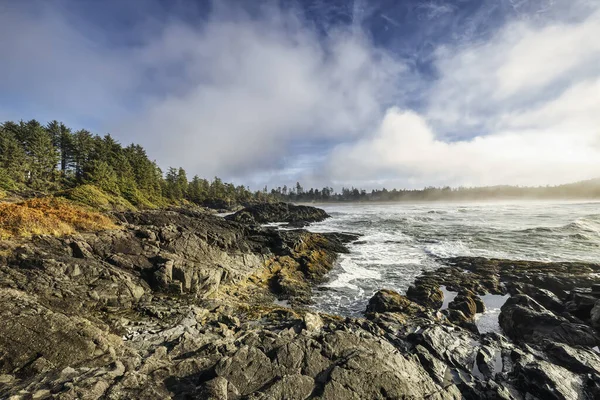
[499,295,598,347]
[565,291,598,320]
[448,294,477,319]
[406,284,444,309]
[365,289,423,316]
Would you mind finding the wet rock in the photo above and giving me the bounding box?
[365,289,424,316]
[565,291,598,321]
[543,342,600,375]
[499,294,598,347]
[510,283,565,314]
[406,283,444,309]
[512,353,587,400]
[226,202,330,227]
[591,300,600,330]
[448,294,477,319]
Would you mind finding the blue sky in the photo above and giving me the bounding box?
[1,0,599,189]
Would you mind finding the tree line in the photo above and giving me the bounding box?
[270,181,600,203]
[2,119,598,209]
[0,119,264,208]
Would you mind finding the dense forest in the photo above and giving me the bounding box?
[0,119,262,209]
[1,119,599,210]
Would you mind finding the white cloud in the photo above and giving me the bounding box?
[329,107,600,187]
[116,10,404,177]
[1,0,599,189]
[328,3,600,188]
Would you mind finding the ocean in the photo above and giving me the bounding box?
[305,201,600,317]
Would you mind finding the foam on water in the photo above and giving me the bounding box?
[324,256,381,292]
[305,201,600,317]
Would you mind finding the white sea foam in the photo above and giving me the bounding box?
[306,201,600,317]
[325,256,381,291]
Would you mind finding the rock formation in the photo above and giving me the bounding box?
[0,206,599,399]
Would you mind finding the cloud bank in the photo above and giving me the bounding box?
[0,0,599,189]
[329,5,600,187]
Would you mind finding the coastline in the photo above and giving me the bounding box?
[0,204,599,399]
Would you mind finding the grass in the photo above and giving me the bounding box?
[0,197,118,239]
[58,184,136,211]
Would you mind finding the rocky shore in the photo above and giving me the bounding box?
[0,204,599,399]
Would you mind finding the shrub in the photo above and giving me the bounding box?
[0,197,117,239]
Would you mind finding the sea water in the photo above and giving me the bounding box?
[306,201,600,317]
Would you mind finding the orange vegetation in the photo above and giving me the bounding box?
[0,197,117,239]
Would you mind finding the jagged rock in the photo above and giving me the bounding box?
[257,374,314,400]
[565,291,598,320]
[499,294,598,347]
[406,283,444,309]
[512,351,587,400]
[226,202,330,227]
[1,207,600,400]
[0,289,121,378]
[365,289,424,315]
[591,300,600,330]
[302,313,323,332]
[448,294,477,319]
[215,346,276,396]
[510,283,566,314]
[543,342,600,375]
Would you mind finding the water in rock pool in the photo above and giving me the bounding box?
[304,201,600,317]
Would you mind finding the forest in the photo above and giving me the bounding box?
[1,119,599,210]
[0,119,263,209]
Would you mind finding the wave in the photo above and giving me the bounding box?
[324,256,382,291]
[565,218,600,236]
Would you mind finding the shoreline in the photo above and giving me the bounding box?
[0,204,599,399]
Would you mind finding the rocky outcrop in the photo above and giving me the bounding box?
[226,202,330,227]
[1,208,599,399]
[499,294,598,347]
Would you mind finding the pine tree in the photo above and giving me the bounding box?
[177,168,188,199]
[25,120,60,189]
[85,160,120,194]
[0,126,27,188]
[72,129,94,180]
[164,167,182,200]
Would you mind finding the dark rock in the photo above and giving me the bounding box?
[499,294,598,347]
[406,283,444,309]
[448,294,477,319]
[512,352,587,400]
[565,291,598,321]
[543,342,600,375]
[226,202,330,227]
[510,283,565,314]
[591,300,600,330]
[365,289,423,316]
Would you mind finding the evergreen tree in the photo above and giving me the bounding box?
[164,167,182,200]
[177,168,188,199]
[85,160,120,194]
[72,129,94,180]
[25,120,60,189]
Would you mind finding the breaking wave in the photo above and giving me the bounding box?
[307,201,600,316]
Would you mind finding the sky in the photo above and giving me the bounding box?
[1,0,599,190]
